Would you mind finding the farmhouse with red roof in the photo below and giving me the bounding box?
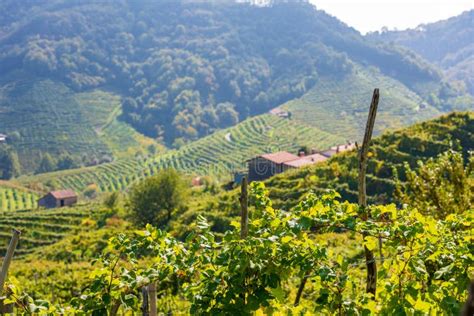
[38,190,78,209]
[247,142,355,181]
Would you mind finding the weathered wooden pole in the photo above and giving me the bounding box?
[141,286,149,316]
[148,283,157,316]
[239,177,249,239]
[358,89,379,297]
[0,229,21,295]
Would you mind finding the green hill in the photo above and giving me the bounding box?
[282,67,444,140]
[0,206,97,256]
[0,75,160,175]
[0,0,468,151]
[18,114,344,194]
[367,10,474,94]
[170,112,473,236]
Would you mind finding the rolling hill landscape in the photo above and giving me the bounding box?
[368,10,474,94]
[0,0,472,314]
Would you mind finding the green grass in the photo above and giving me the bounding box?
[282,67,443,140]
[19,114,344,193]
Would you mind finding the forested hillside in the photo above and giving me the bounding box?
[368,10,474,94]
[0,0,466,155]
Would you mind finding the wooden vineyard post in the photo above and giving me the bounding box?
[148,283,157,316]
[0,229,21,314]
[239,177,249,239]
[141,286,149,316]
[358,89,379,297]
[0,229,21,294]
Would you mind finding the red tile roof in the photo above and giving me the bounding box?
[260,151,299,164]
[283,153,328,168]
[49,190,77,199]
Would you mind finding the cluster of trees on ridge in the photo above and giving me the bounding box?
[0,0,446,147]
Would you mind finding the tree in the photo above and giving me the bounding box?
[0,147,21,179]
[128,169,189,227]
[37,153,56,174]
[395,150,473,219]
[57,154,77,171]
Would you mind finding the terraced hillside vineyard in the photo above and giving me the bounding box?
[0,0,470,163]
[0,77,160,175]
[282,67,449,140]
[19,114,344,193]
[170,112,473,236]
[0,182,38,211]
[0,206,97,256]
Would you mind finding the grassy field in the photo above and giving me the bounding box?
[19,114,345,193]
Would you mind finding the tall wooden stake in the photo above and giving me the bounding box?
[239,177,249,239]
[0,229,21,295]
[148,283,157,316]
[359,89,379,297]
[141,286,149,316]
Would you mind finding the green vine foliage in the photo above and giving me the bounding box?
[5,182,473,315]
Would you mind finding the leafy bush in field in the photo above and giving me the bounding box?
[5,182,472,315]
[395,150,473,219]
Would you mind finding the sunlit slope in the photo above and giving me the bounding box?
[0,75,110,173]
[170,112,473,237]
[0,74,160,174]
[282,68,443,140]
[0,206,96,256]
[0,181,38,211]
[19,114,344,193]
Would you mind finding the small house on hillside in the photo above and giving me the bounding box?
[320,142,356,158]
[38,190,78,209]
[0,134,7,143]
[248,151,299,181]
[283,153,328,169]
[247,142,356,182]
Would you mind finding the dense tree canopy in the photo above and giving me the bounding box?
[128,169,189,227]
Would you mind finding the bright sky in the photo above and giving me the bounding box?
[310,0,474,34]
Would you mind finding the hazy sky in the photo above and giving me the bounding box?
[310,0,473,34]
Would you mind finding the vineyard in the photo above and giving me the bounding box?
[0,183,38,212]
[0,112,471,314]
[265,111,474,208]
[0,75,111,173]
[3,182,472,314]
[0,206,97,256]
[282,67,446,140]
[169,112,473,237]
[19,114,344,193]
